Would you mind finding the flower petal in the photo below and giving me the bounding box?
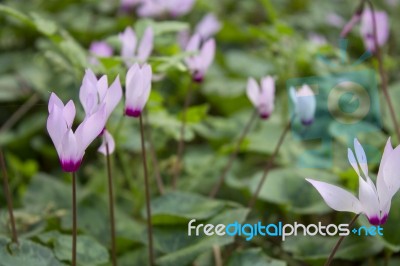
[98,130,116,155]
[105,76,122,120]
[75,104,107,150]
[199,38,215,72]
[358,176,380,223]
[306,178,362,213]
[347,148,361,177]
[63,100,76,129]
[353,138,369,177]
[195,13,221,40]
[97,75,108,101]
[120,27,137,65]
[137,26,154,62]
[47,104,67,156]
[48,93,64,113]
[382,145,400,199]
[246,78,259,107]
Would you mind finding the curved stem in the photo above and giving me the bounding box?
[106,144,117,266]
[139,115,155,266]
[71,172,77,266]
[366,0,400,142]
[173,81,194,189]
[247,120,291,209]
[209,109,258,198]
[325,214,360,266]
[0,150,18,245]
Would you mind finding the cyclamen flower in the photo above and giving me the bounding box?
[246,76,275,119]
[307,138,400,226]
[137,0,195,18]
[79,69,122,154]
[290,85,316,126]
[125,63,152,117]
[120,0,142,11]
[89,41,113,65]
[184,34,215,83]
[47,93,106,172]
[119,26,153,67]
[360,9,389,52]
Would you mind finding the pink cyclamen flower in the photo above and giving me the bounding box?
[290,85,316,126]
[47,93,106,172]
[79,69,122,154]
[137,0,195,18]
[184,34,215,83]
[89,41,113,65]
[246,76,275,119]
[307,138,400,226]
[195,13,221,41]
[119,26,154,67]
[360,9,389,52]
[125,63,152,117]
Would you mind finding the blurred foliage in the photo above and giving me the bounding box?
[1,0,400,265]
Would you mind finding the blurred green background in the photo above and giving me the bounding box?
[1,0,400,265]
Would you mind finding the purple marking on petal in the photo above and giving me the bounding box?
[61,159,82,172]
[368,216,380,226]
[193,72,204,83]
[301,119,314,126]
[125,108,141,117]
[380,214,388,225]
[260,112,270,120]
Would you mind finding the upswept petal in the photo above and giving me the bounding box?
[63,100,76,128]
[47,105,67,155]
[296,85,316,124]
[60,129,79,164]
[105,76,122,120]
[358,176,381,223]
[195,13,221,40]
[98,130,116,155]
[137,27,154,62]
[120,27,137,60]
[75,105,107,151]
[246,78,259,107]
[382,145,400,199]
[97,75,108,101]
[48,93,64,113]
[80,69,98,115]
[185,34,201,53]
[354,138,368,177]
[199,38,215,71]
[377,138,393,210]
[261,76,275,101]
[125,64,142,112]
[306,178,363,213]
[347,148,361,177]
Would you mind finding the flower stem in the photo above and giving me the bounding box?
[209,109,258,198]
[247,120,291,209]
[144,112,165,195]
[325,214,360,266]
[366,0,400,142]
[173,81,194,189]
[71,171,77,266]
[139,114,155,266]
[0,150,18,245]
[105,143,117,266]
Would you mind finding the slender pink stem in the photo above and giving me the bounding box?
[209,109,258,198]
[139,115,155,266]
[105,143,117,266]
[248,121,291,209]
[325,214,360,266]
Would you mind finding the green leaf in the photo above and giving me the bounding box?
[30,13,57,36]
[0,237,65,266]
[135,19,189,36]
[247,168,339,214]
[39,232,109,265]
[227,248,287,266]
[156,208,249,266]
[149,192,226,225]
[283,234,384,261]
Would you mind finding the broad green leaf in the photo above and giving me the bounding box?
[227,248,287,266]
[247,168,340,214]
[283,234,384,261]
[149,192,226,225]
[156,208,249,266]
[39,232,109,265]
[0,237,64,266]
